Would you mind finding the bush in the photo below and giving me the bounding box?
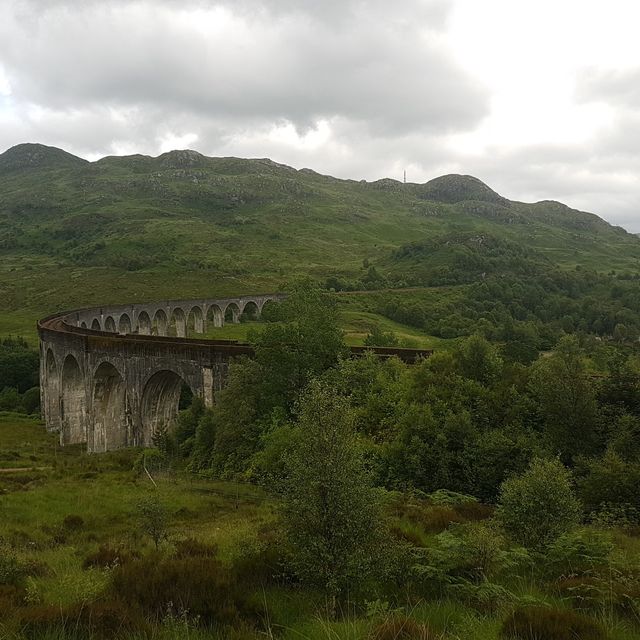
[421,506,466,533]
[110,555,260,627]
[136,494,169,549]
[369,615,438,640]
[0,584,25,615]
[21,386,40,414]
[62,514,85,531]
[498,458,581,549]
[500,606,607,640]
[233,542,287,588]
[83,545,134,569]
[0,550,26,586]
[543,530,612,579]
[19,600,149,639]
[173,537,218,559]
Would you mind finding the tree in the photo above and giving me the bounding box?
[136,494,169,549]
[497,458,581,550]
[455,334,502,385]
[252,281,346,414]
[281,380,383,609]
[529,336,597,461]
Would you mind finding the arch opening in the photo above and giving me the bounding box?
[140,370,193,446]
[224,302,240,324]
[118,314,132,335]
[45,349,60,431]
[92,362,127,452]
[152,309,168,336]
[61,354,86,445]
[187,306,204,336]
[241,300,259,322]
[169,308,186,338]
[206,304,223,330]
[137,311,152,336]
[80,321,88,329]
[104,316,116,333]
[91,318,101,331]
[260,299,280,322]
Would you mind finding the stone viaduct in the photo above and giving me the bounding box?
[38,293,431,453]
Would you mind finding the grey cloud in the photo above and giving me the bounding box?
[0,0,486,135]
[576,67,640,109]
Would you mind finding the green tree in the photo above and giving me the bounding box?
[252,281,346,414]
[455,334,502,385]
[497,458,581,550]
[136,494,169,549]
[282,380,383,609]
[529,336,597,461]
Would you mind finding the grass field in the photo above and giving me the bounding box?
[1,414,639,639]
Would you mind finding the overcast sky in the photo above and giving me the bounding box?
[1,0,639,231]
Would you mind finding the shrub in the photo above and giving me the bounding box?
[543,530,612,579]
[83,545,133,569]
[0,550,26,586]
[453,501,494,522]
[500,606,607,640]
[498,458,581,549]
[428,489,478,505]
[421,505,466,533]
[110,555,260,627]
[136,494,169,549]
[233,542,287,588]
[173,537,218,559]
[369,615,438,640]
[62,514,85,531]
[0,584,25,616]
[18,600,149,639]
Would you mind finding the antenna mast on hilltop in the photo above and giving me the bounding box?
[403,169,406,184]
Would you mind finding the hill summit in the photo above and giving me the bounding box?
[0,143,88,173]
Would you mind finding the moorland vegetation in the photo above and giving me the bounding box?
[1,144,640,638]
[0,285,639,639]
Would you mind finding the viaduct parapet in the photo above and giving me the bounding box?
[38,293,431,453]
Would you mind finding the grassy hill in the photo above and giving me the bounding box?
[1,143,639,343]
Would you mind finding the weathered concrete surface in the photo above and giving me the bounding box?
[39,294,284,452]
[39,293,432,453]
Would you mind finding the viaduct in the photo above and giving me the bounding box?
[38,293,431,453]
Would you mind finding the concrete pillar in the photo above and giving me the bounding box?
[202,367,214,407]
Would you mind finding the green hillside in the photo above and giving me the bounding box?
[1,143,639,343]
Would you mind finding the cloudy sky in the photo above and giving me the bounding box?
[1,0,639,231]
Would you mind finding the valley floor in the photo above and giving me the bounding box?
[0,414,639,639]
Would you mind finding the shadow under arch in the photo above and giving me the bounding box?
[91,318,101,331]
[170,308,186,337]
[45,349,60,431]
[224,302,240,324]
[61,354,86,445]
[91,362,127,452]
[118,313,132,335]
[187,306,204,336]
[152,309,168,336]
[241,300,259,321]
[206,304,223,329]
[104,316,116,333]
[137,311,152,335]
[140,370,192,446]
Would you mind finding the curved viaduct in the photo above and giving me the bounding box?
[38,293,431,453]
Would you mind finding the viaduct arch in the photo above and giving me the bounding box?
[39,293,431,453]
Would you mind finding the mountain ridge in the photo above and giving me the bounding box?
[0,141,639,325]
[0,143,625,235]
